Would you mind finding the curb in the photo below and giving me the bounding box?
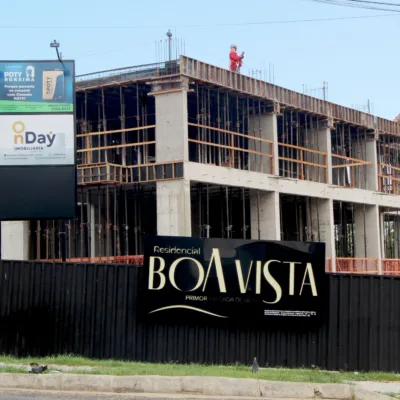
[0,374,392,399]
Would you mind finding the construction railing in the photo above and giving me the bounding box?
[76,60,180,89]
[77,161,184,186]
[125,162,184,183]
[327,257,379,274]
[40,255,144,265]
[188,123,274,174]
[77,163,125,185]
[278,143,328,183]
[331,154,371,188]
[77,125,156,166]
[382,259,400,276]
[378,163,400,195]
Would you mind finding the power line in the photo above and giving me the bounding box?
[0,12,399,30]
[307,0,400,12]
[343,0,400,6]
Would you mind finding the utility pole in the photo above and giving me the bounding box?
[166,29,172,61]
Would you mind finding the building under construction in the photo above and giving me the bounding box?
[2,54,400,275]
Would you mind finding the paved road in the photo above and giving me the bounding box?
[0,389,275,400]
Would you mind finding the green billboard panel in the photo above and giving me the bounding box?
[0,60,74,114]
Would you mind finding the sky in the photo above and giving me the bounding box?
[2,0,399,119]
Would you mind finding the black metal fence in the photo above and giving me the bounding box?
[1,260,399,372]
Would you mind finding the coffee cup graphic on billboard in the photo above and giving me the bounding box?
[42,69,65,101]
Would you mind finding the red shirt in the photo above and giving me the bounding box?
[230,50,243,71]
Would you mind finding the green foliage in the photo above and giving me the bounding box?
[1,355,400,384]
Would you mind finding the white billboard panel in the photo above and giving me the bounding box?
[0,114,74,166]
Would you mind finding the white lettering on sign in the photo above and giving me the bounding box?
[148,248,319,304]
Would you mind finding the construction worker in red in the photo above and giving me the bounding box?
[229,44,244,73]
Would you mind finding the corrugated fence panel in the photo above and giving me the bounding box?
[1,261,400,371]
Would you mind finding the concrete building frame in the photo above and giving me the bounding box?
[1,56,400,276]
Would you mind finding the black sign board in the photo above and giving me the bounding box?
[140,236,327,326]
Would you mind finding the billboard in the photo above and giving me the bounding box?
[0,61,74,114]
[0,59,76,221]
[0,115,75,166]
[140,236,327,325]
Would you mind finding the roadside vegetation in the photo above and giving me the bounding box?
[1,355,400,384]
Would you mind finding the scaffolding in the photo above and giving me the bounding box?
[187,86,274,173]
[331,124,370,189]
[191,184,250,240]
[32,64,179,262]
[31,186,156,262]
[378,134,400,195]
[277,111,327,183]
[12,55,400,277]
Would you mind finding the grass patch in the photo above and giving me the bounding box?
[1,355,400,384]
[0,365,27,374]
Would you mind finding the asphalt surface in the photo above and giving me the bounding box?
[0,389,278,400]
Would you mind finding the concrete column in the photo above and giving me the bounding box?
[157,180,191,237]
[153,85,189,163]
[250,190,281,240]
[308,123,333,184]
[152,80,191,238]
[248,112,278,175]
[354,204,382,273]
[365,137,379,192]
[1,221,29,260]
[310,198,336,272]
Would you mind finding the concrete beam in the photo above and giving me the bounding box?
[184,162,400,209]
[1,221,29,261]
